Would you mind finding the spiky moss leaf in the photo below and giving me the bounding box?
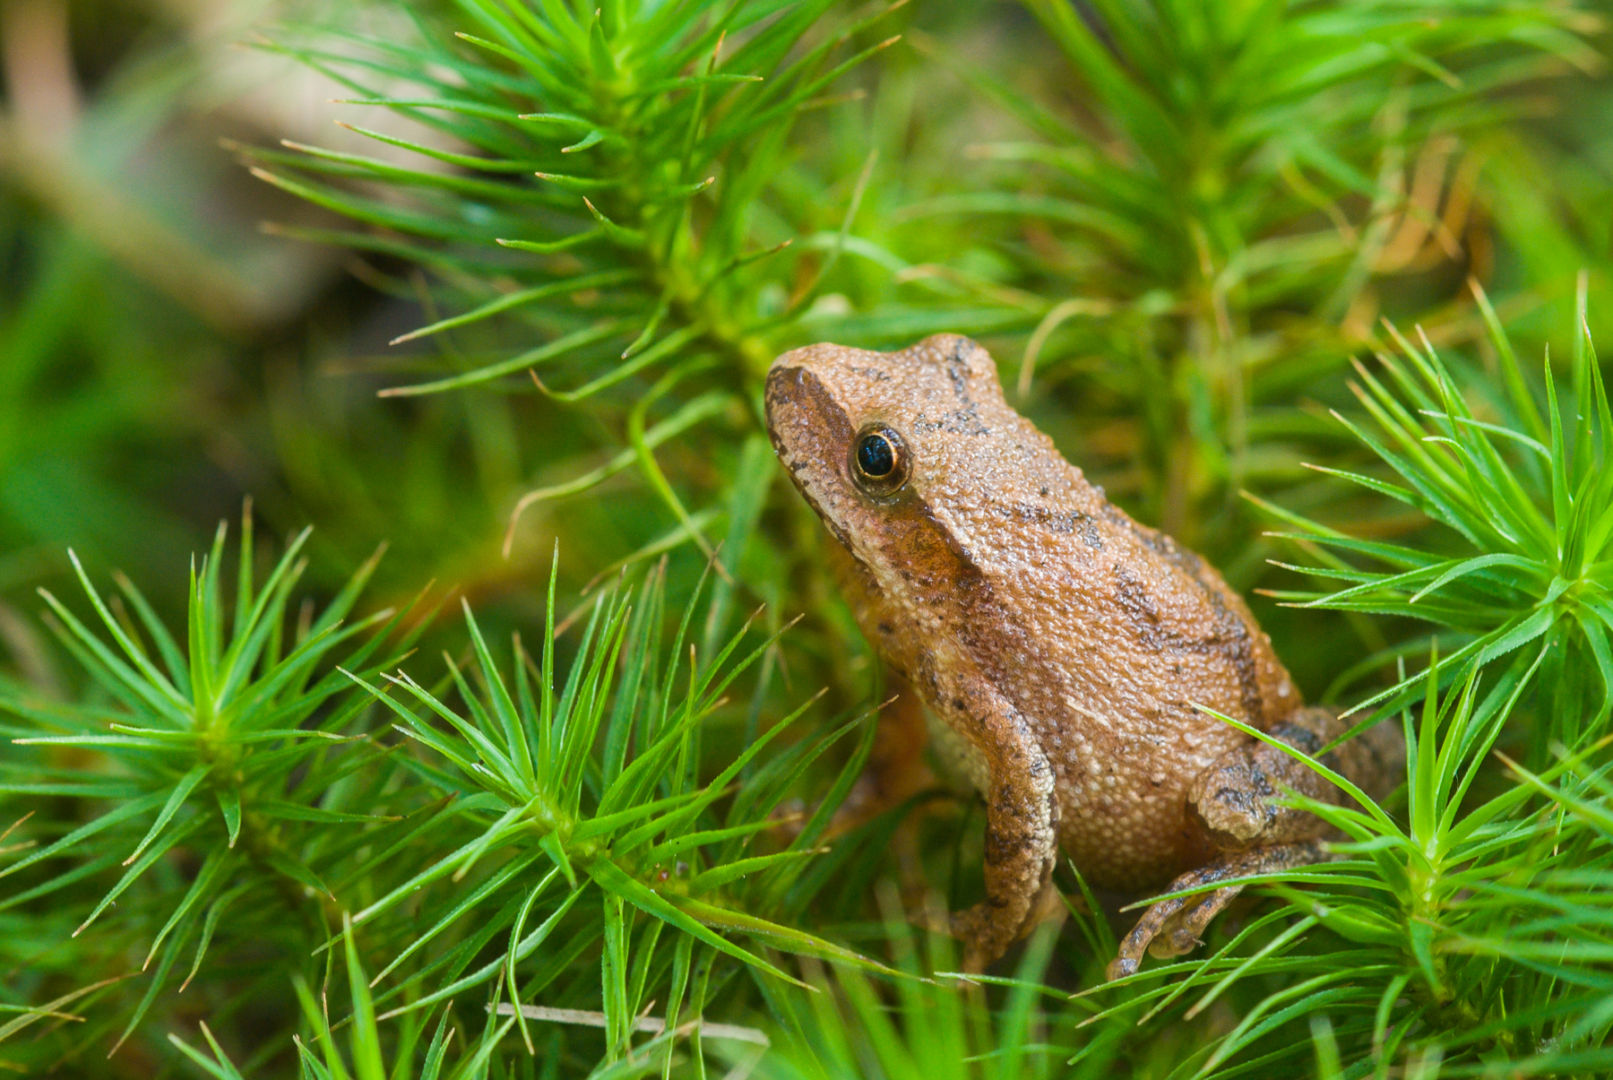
[339,554,883,1065]
[246,1,917,571]
[0,512,428,1052]
[1268,284,1613,745]
[924,0,1599,559]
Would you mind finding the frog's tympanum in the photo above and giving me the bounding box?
[764,334,1401,978]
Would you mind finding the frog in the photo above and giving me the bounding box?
[763,333,1402,978]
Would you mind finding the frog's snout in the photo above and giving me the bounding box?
[763,345,840,437]
[762,355,806,412]
[764,343,834,400]
[762,359,806,447]
[762,350,859,485]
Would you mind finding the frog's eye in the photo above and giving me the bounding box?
[850,424,909,497]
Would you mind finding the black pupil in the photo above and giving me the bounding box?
[857,434,895,477]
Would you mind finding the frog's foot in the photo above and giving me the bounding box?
[949,876,1063,972]
[1105,841,1326,981]
[952,899,1014,973]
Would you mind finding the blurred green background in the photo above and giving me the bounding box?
[2,0,1608,672]
[1,0,540,624]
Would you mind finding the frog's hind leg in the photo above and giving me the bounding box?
[1105,841,1326,979]
[1188,709,1366,847]
[1106,708,1404,979]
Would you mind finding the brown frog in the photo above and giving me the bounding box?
[764,334,1401,977]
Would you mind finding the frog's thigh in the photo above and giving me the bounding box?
[942,679,1059,971]
[1186,712,1346,849]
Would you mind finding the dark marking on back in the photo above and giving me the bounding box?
[1100,502,1266,724]
[992,500,1103,549]
[1113,566,1164,647]
[947,339,974,404]
[913,405,989,436]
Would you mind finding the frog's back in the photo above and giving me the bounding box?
[955,480,1299,887]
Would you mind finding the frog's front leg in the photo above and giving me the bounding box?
[924,654,1060,971]
[1107,708,1402,980]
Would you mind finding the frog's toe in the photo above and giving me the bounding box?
[1148,885,1239,958]
[1108,892,1190,979]
[1114,883,1240,974]
[949,902,1010,972]
[1110,843,1332,978]
[1104,954,1141,981]
[1147,920,1202,959]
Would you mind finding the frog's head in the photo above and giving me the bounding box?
[765,333,1062,577]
